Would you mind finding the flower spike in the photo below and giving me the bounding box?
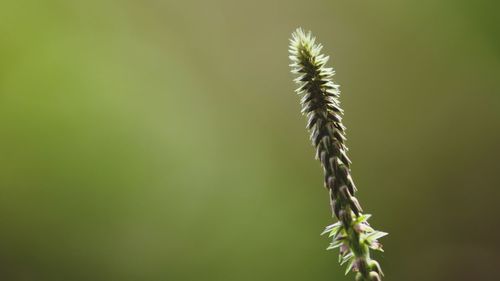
[289,28,387,281]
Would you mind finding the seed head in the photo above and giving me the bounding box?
[289,28,387,281]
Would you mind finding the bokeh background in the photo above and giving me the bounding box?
[1,1,499,280]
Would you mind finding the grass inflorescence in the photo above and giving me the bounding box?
[289,28,387,281]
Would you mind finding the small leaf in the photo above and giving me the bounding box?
[321,221,341,236]
[365,231,388,242]
[363,225,375,232]
[327,239,343,250]
[329,225,343,238]
[340,252,354,266]
[354,214,372,225]
[345,258,355,275]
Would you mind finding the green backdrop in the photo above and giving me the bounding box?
[1,1,499,280]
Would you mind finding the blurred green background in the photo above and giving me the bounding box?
[1,1,499,280]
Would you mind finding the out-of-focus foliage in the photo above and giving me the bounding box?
[0,1,499,281]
